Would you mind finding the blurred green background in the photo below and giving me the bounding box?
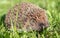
[0,0,60,38]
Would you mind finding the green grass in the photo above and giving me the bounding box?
[0,0,60,38]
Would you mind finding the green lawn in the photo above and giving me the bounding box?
[0,0,60,38]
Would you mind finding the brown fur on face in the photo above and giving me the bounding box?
[5,2,49,31]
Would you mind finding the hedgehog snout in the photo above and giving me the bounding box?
[38,23,45,29]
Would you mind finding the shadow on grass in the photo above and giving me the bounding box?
[0,14,6,26]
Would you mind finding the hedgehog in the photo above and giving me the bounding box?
[5,2,49,31]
